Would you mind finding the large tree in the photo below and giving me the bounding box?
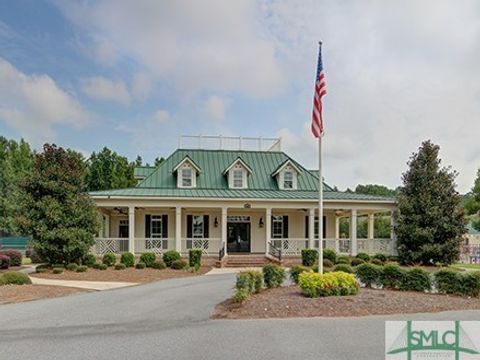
[468,169,480,231]
[355,184,398,197]
[396,140,466,265]
[17,144,99,264]
[0,137,34,235]
[86,147,136,191]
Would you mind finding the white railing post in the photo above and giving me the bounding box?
[350,209,358,255]
[221,207,227,256]
[128,206,135,253]
[175,207,182,252]
[265,208,272,255]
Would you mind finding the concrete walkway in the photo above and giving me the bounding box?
[29,276,138,290]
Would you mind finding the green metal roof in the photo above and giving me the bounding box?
[134,166,156,178]
[89,149,395,202]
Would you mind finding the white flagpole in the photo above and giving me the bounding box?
[318,133,324,274]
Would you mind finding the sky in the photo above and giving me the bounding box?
[0,0,480,193]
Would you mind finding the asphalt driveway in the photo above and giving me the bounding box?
[1,273,480,360]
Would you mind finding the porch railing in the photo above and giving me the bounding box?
[271,238,308,256]
[94,238,128,255]
[219,241,226,261]
[182,238,222,255]
[267,241,282,261]
[135,238,171,254]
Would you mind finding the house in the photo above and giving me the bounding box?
[89,136,397,263]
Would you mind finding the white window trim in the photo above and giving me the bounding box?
[272,216,284,239]
[228,164,248,189]
[278,166,298,190]
[150,215,164,238]
[177,163,196,188]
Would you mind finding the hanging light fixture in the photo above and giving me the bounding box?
[259,217,264,228]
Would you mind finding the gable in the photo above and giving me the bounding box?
[137,149,329,191]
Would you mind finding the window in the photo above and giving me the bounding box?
[272,216,284,238]
[284,171,293,189]
[151,215,163,238]
[182,168,192,187]
[192,215,204,238]
[233,169,243,188]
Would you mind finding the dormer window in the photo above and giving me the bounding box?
[223,157,252,189]
[233,169,243,188]
[284,171,293,189]
[182,168,193,187]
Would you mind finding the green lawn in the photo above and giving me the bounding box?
[452,263,480,271]
[21,257,32,265]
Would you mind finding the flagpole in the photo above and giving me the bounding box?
[318,131,324,274]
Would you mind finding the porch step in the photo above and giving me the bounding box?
[220,255,277,268]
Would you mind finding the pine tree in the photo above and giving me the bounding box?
[17,144,99,264]
[396,140,466,265]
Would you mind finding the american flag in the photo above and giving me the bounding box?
[311,43,326,138]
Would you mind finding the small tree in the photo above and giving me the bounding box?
[396,140,466,265]
[17,144,99,264]
[469,169,480,231]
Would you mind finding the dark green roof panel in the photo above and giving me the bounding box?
[134,166,156,178]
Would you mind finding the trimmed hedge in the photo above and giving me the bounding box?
[333,264,354,274]
[290,265,309,284]
[82,254,97,268]
[434,270,480,297]
[0,271,32,285]
[35,264,48,273]
[373,253,388,263]
[399,268,431,292]
[301,249,318,267]
[234,270,263,303]
[120,252,135,268]
[323,249,337,264]
[323,259,334,268]
[140,252,156,267]
[135,262,146,269]
[98,263,108,270]
[298,271,358,297]
[163,250,181,267]
[115,263,126,270]
[52,267,64,274]
[336,255,351,265]
[350,258,365,267]
[152,260,166,270]
[189,249,202,268]
[66,263,78,271]
[171,259,187,270]
[356,252,370,262]
[262,264,285,288]
[76,265,88,273]
[381,264,405,289]
[102,252,116,266]
[355,263,382,288]
[0,254,10,269]
[371,258,384,266]
[0,249,22,266]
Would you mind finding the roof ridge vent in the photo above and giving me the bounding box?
[178,135,281,152]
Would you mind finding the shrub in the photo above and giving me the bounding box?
[76,265,88,273]
[92,263,101,269]
[323,258,334,268]
[29,249,42,264]
[323,249,337,264]
[262,264,285,288]
[151,260,166,270]
[350,258,365,266]
[98,263,108,270]
[52,267,64,274]
[35,264,48,273]
[460,272,480,297]
[102,252,116,266]
[0,271,31,285]
[163,250,181,267]
[0,255,10,269]
[171,259,187,270]
[373,253,388,263]
[233,288,249,303]
[356,252,370,262]
[298,271,358,297]
[52,263,65,268]
[189,249,202,268]
[290,265,309,284]
[140,252,156,267]
[82,254,97,268]
[333,264,354,274]
[115,263,126,270]
[234,270,263,303]
[0,249,22,266]
[301,249,318,267]
[66,263,78,271]
[336,255,351,265]
[400,268,432,292]
[371,258,384,266]
[120,252,135,267]
[355,263,382,288]
[434,269,460,294]
[381,264,405,289]
[135,262,146,269]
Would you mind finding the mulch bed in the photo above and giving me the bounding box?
[30,266,212,283]
[0,284,87,305]
[212,286,480,319]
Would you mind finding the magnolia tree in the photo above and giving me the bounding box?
[468,170,480,231]
[17,144,99,264]
[396,140,466,265]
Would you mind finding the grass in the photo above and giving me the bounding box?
[452,263,480,270]
[21,258,32,265]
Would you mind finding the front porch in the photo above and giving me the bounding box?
[94,205,397,258]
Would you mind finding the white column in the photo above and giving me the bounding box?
[350,209,358,256]
[308,208,315,249]
[175,207,182,252]
[221,207,228,255]
[334,215,340,253]
[265,208,272,255]
[367,213,375,240]
[128,206,135,253]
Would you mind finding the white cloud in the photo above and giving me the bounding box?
[153,110,171,124]
[80,76,131,105]
[204,95,228,120]
[0,58,90,144]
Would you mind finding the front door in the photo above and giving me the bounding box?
[227,223,251,253]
